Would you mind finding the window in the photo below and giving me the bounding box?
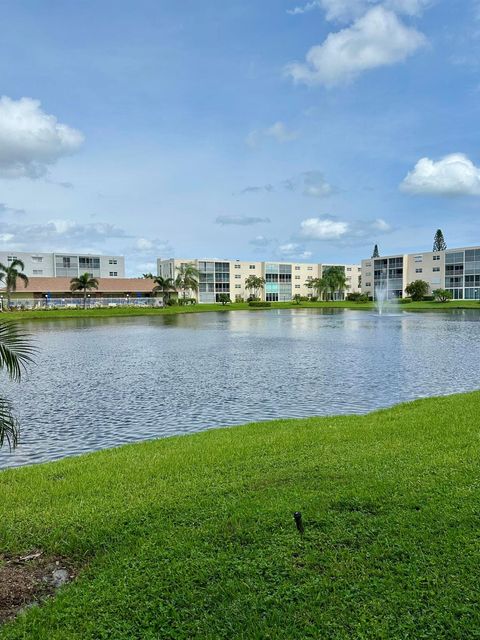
[249,265,255,269]
[365,262,371,267]
[234,264,241,269]
[235,274,241,279]
[295,275,300,280]
[414,256,423,262]
[295,266,300,271]
[7,256,17,262]
[109,271,118,276]
[433,267,440,272]
[366,271,371,276]
[416,268,423,273]
[108,259,118,265]
[307,266,313,271]
[32,256,43,263]
[365,282,372,287]
[347,267,352,271]
[295,285,300,289]
[235,284,241,289]
[433,255,440,261]
[33,269,43,275]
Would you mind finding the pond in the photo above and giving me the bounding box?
[1,308,480,469]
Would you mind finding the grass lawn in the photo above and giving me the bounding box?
[2,299,480,321]
[1,392,480,638]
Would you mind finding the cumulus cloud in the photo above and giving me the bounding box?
[400,153,480,196]
[279,243,313,259]
[285,6,426,87]
[249,235,273,247]
[246,121,299,147]
[0,97,84,179]
[287,0,431,21]
[215,215,271,225]
[300,217,349,239]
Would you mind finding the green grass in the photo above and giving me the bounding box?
[1,392,480,638]
[2,299,480,321]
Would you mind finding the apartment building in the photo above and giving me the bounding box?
[157,258,362,303]
[361,245,480,300]
[0,252,125,279]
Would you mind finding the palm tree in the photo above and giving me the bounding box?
[245,275,266,300]
[306,277,328,300]
[153,276,176,306]
[175,263,200,302]
[0,322,34,449]
[143,273,154,279]
[322,266,349,301]
[0,259,29,309]
[70,273,99,309]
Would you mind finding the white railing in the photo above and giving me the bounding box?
[2,297,164,310]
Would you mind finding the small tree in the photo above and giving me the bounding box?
[153,276,176,306]
[175,263,200,302]
[217,293,231,305]
[405,280,430,301]
[292,294,302,305]
[245,275,265,300]
[372,244,380,258]
[0,259,29,308]
[432,288,453,303]
[433,229,447,252]
[70,273,99,309]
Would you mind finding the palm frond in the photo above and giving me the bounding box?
[0,396,18,450]
[0,322,35,381]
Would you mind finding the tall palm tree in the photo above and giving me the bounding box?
[306,277,328,301]
[322,266,349,301]
[142,273,154,279]
[245,275,266,300]
[175,263,200,301]
[0,259,29,309]
[153,276,176,306]
[0,322,34,449]
[70,273,99,309]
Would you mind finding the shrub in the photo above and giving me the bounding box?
[247,296,260,302]
[405,280,430,301]
[248,301,271,308]
[234,295,244,303]
[217,294,231,305]
[422,295,435,302]
[346,292,369,303]
[292,294,302,305]
[310,296,318,302]
[432,289,453,303]
[399,297,412,304]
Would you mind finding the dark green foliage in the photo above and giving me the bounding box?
[405,280,430,301]
[433,229,447,252]
[398,297,413,304]
[217,294,231,305]
[346,292,369,303]
[432,289,453,303]
[372,244,380,258]
[248,301,271,307]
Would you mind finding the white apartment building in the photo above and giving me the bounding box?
[157,258,362,303]
[0,252,125,279]
[361,245,480,300]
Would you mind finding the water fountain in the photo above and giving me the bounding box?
[374,284,398,315]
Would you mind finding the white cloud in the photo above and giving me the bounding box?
[302,171,333,197]
[300,217,349,239]
[285,6,426,87]
[279,242,313,259]
[400,153,480,196]
[287,0,431,21]
[0,97,84,179]
[215,215,270,225]
[372,218,392,231]
[247,121,299,147]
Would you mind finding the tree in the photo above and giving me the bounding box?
[405,279,429,301]
[0,322,34,449]
[372,244,380,258]
[70,273,99,309]
[306,277,328,300]
[142,273,154,279]
[245,275,266,300]
[217,293,231,305]
[322,266,349,301]
[175,263,200,302]
[433,229,447,252]
[153,276,176,306]
[432,288,453,303]
[292,294,302,305]
[0,259,29,309]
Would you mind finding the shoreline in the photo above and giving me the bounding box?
[1,299,480,321]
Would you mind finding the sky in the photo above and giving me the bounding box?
[0,0,479,275]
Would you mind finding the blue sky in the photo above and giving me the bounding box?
[0,0,479,274]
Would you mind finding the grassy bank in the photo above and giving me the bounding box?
[2,299,480,321]
[1,392,480,638]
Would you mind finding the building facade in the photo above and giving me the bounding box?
[157,258,362,303]
[0,252,125,279]
[361,245,480,300]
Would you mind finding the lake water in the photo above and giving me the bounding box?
[1,308,480,469]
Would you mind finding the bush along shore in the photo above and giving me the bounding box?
[1,298,480,321]
[0,392,480,638]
